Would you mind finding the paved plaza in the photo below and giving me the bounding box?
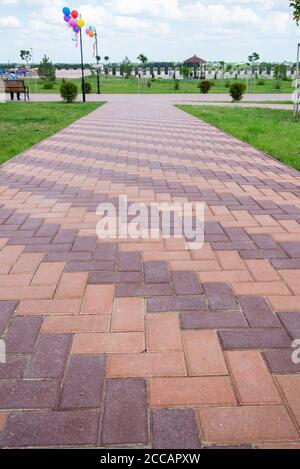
[0,96,300,448]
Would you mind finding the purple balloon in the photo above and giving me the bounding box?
[73,25,80,33]
[64,14,71,22]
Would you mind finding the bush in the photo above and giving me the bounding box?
[199,80,213,94]
[174,81,180,90]
[83,82,92,94]
[225,81,230,88]
[229,82,246,101]
[274,81,281,90]
[257,79,265,86]
[147,79,152,88]
[60,81,78,103]
[43,81,54,90]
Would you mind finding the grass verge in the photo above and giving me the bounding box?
[0,102,103,164]
[178,105,300,172]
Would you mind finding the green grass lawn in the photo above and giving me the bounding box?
[25,76,294,95]
[0,102,103,165]
[178,106,300,172]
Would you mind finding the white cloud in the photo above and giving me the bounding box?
[0,15,20,27]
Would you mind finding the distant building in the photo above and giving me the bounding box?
[183,55,207,79]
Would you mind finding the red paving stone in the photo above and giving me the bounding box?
[0,96,300,447]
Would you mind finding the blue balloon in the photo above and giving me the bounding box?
[62,7,70,16]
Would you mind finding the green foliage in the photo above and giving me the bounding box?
[174,81,180,90]
[181,65,190,79]
[38,55,56,82]
[229,82,246,101]
[60,81,78,103]
[137,53,148,65]
[20,50,32,64]
[290,1,300,24]
[257,79,265,86]
[83,82,92,94]
[146,79,152,88]
[120,56,133,78]
[199,80,213,94]
[43,81,54,90]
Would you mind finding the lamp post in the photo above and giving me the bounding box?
[293,43,300,119]
[79,21,86,102]
[95,30,101,94]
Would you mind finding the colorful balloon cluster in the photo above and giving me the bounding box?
[62,6,84,34]
[86,25,96,38]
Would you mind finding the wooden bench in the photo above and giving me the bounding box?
[4,80,30,101]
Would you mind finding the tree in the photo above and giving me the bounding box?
[181,65,190,79]
[137,53,148,65]
[38,55,56,82]
[20,50,32,64]
[248,52,260,75]
[219,61,225,79]
[104,56,110,75]
[290,0,300,24]
[120,56,133,78]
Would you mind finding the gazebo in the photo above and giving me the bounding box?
[183,54,207,79]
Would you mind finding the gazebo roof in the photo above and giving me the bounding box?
[184,54,206,64]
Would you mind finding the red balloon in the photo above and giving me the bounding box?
[71,10,78,19]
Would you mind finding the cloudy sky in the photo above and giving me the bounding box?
[0,0,299,64]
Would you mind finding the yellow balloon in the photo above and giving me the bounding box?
[77,19,84,28]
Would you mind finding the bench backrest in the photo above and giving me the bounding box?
[4,80,26,92]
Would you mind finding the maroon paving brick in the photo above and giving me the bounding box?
[204,283,238,311]
[148,295,207,312]
[239,296,279,328]
[116,283,172,298]
[25,243,72,253]
[172,272,202,295]
[65,261,115,272]
[271,259,300,270]
[0,379,60,409]
[0,355,28,380]
[263,350,300,373]
[35,224,59,238]
[152,409,200,449]
[60,355,106,409]
[239,250,287,260]
[45,252,91,262]
[53,229,77,244]
[95,243,118,260]
[144,261,170,284]
[25,334,72,379]
[88,271,143,284]
[181,311,247,329]
[278,312,300,340]
[72,236,97,252]
[251,234,279,250]
[219,328,291,350]
[0,301,17,334]
[4,316,43,354]
[101,379,148,446]
[118,252,142,271]
[0,410,99,447]
[280,242,300,258]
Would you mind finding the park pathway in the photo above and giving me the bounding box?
[0,96,300,448]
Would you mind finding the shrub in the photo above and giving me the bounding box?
[147,79,152,88]
[225,81,230,88]
[60,81,78,103]
[43,81,54,90]
[83,82,92,94]
[257,79,265,86]
[174,80,180,90]
[274,81,281,90]
[229,82,246,101]
[199,80,213,94]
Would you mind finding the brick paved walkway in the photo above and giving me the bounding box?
[0,97,300,448]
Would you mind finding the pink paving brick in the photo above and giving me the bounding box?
[1,95,300,448]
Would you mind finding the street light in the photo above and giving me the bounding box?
[94,30,101,94]
[293,43,300,119]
